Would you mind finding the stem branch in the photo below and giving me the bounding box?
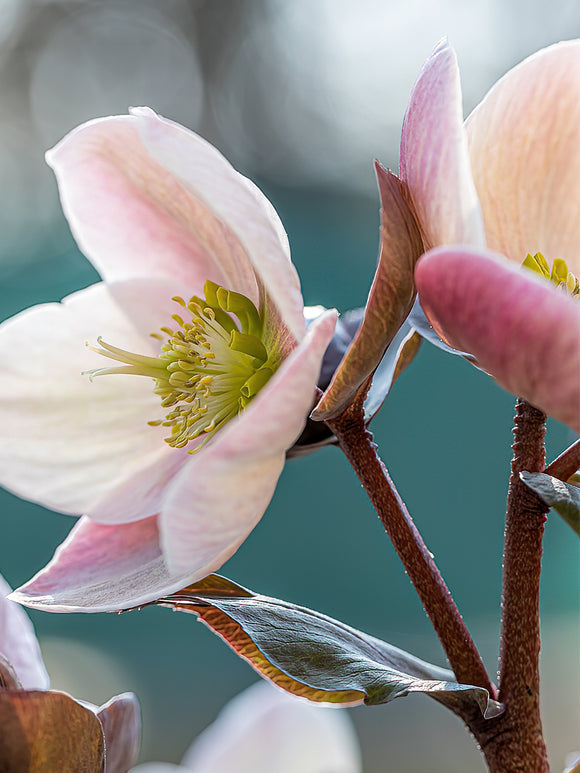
[326,394,495,696]
[545,438,580,481]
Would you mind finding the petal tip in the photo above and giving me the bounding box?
[128,105,157,119]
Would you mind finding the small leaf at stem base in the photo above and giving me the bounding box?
[520,471,580,536]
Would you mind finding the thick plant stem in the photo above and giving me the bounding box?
[493,399,549,770]
[326,394,495,697]
[448,399,550,772]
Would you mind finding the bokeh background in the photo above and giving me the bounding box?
[0,1,578,770]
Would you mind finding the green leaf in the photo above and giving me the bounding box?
[520,471,580,536]
[152,575,502,720]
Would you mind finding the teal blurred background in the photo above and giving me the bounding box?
[0,2,578,771]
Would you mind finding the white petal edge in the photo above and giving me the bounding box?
[47,115,257,299]
[400,39,485,249]
[9,516,201,614]
[160,310,337,574]
[0,575,50,688]
[96,692,142,773]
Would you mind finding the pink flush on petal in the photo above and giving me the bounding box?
[416,248,580,433]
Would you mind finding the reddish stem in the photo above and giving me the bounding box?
[326,395,495,696]
[492,399,549,770]
[450,399,551,772]
[545,438,580,481]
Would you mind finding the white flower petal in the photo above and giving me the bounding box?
[0,279,187,516]
[10,516,198,613]
[183,681,362,773]
[130,107,305,341]
[160,311,337,574]
[466,40,580,272]
[47,115,256,298]
[96,692,141,773]
[0,575,49,689]
[400,39,485,249]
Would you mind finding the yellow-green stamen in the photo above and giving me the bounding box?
[86,281,281,451]
[522,252,579,297]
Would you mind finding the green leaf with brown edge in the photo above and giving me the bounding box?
[520,471,580,536]
[312,165,423,422]
[0,690,105,772]
[150,575,502,720]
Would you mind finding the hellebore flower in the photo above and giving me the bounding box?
[0,574,141,772]
[412,41,580,431]
[330,37,580,431]
[129,681,361,773]
[0,108,336,611]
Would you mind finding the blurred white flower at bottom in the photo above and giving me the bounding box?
[131,681,362,773]
[563,751,580,773]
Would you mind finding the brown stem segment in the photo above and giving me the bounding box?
[545,438,580,481]
[326,393,495,697]
[436,400,550,772]
[488,398,549,771]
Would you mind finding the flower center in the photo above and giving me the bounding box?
[86,281,281,451]
[522,252,579,297]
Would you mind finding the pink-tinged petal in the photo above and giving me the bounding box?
[160,311,337,574]
[0,279,190,518]
[131,108,305,341]
[0,576,49,689]
[416,247,580,431]
[400,39,485,250]
[182,681,361,773]
[48,115,257,300]
[96,693,141,773]
[313,166,422,420]
[87,450,187,526]
[9,516,200,613]
[466,41,580,272]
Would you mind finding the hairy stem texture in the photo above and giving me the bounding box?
[494,399,549,770]
[450,399,550,772]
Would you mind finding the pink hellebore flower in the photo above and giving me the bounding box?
[399,39,580,429]
[129,681,361,773]
[0,108,336,612]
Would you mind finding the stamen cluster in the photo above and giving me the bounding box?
[523,252,579,297]
[86,281,280,451]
